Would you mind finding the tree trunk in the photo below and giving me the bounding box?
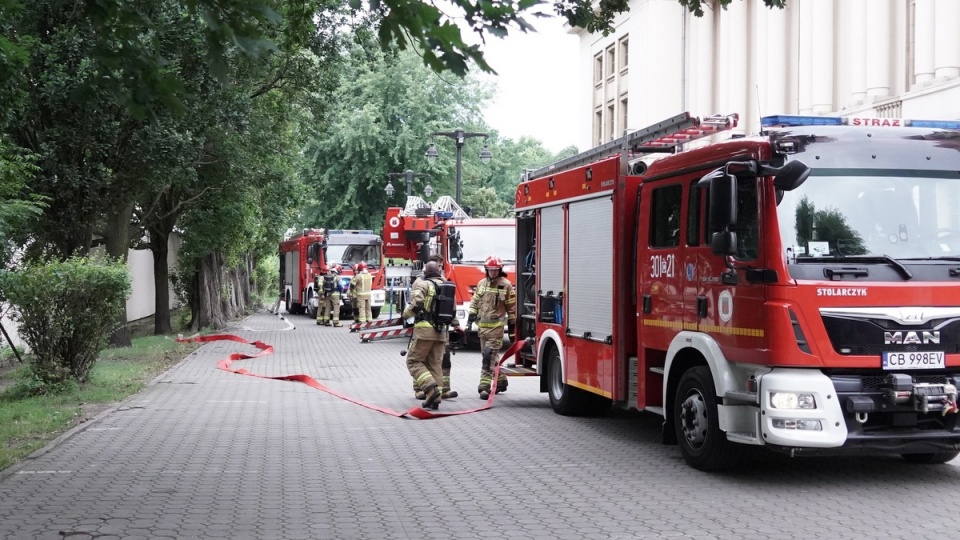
[151,230,173,335]
[105,202,134,348]
[191,250,227,331]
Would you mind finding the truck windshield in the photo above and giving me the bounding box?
[775,170,960,261]
[449,225,516,264]
[326,244,382,270]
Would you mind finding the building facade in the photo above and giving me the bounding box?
[577,0,960,146]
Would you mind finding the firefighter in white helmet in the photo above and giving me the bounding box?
[319,264,343,327]
[467,255,516,399]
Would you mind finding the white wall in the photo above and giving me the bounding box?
[0,233,182,350]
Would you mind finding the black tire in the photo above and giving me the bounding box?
[673,366,741,471]
[371,306,381,319]
[284,291,292,314]
[901,450,960,464]
[306,290,317,319]
[547,347,600,416]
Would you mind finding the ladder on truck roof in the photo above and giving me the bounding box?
[400,195,470,219]
[523,112,739,182]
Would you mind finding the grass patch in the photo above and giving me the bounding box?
[0,314,201,472]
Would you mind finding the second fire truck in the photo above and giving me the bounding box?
[382,195,515,344]
[515,112,960,470]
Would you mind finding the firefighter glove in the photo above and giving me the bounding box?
[507,321,516,336]
[467,313,477,328]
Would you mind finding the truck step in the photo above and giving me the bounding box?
[351,318,403,332]
[500,366,538,377]
[645,406,665,417]
[726,431,761,445]
[359,327,412,342]
[724,391,759,404]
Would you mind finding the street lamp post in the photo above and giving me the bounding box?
[385,169,433,198]
[424,128,492,205]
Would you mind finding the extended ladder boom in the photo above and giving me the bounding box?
[524,112,738,182]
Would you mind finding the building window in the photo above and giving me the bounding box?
[607,103,615,142]
[594,109,603,146]
[619,37,629,73]
[650,184,683,248]
[594,54,603,85]
[606,46,616,78]
[620,97,628,136]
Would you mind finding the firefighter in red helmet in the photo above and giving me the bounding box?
[467,255,516,399]
[350,261,373,323]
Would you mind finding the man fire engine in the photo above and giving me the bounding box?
[514,112,960,470]
[382,195,515,346]
[279,228,386,319]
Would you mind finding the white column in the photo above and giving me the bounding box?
[810,0,834,113]
[934,0,960,79]
[796,0,813,114]
[847,0,867,104]
[690,5,715,116]
[721,0,748,131]
[914,0,936,85]
[762,3,788,117]
[865,0,892,99]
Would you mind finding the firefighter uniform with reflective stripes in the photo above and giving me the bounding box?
[469,270,516,398]
[409,272,459,400]
[319,268,342,327]
[403,273,460,409]
[351,267,373,323]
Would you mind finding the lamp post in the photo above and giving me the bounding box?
[424,128,492,205]
[385,169,433,198]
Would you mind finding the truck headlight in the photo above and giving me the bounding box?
[771,418,822,431]
[770,392,817,409]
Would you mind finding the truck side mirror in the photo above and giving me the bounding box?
[711,231,738,256]
[772,159,810,191]
[708,173,737,230]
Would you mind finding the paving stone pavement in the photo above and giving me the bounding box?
[2,309,960,540]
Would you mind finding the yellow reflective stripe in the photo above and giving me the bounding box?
[478,322,504,328]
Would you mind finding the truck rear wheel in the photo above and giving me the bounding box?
[371,306,381,319]
[674,366,741,471]
[547,347,609,416]
[901,450,960,464]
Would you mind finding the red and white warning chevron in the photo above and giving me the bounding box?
[359,327,413,342]
[349,318,403,332]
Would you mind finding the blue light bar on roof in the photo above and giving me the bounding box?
[435,211,454,219]
[762,115,960,130]
[326,229,375,235]
[761,115,844,127]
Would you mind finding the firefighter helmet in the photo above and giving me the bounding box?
[356,261,367,272]
[484,256,503,271]
[332,264,341,274]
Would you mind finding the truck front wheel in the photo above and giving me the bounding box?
[673,366,741,471]
[547,347,609,416]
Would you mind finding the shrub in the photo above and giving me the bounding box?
[0,257,130,390]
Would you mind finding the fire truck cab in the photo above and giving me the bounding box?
[516,112,960,470]
[383,195,515,344]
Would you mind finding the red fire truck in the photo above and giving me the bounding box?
[279,228,386,318]
[382,195,515,343]
[514,112,960,470]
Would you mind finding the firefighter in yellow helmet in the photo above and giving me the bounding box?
[402,261,461,410]
[350,261,374,323]
[467,255,516,399]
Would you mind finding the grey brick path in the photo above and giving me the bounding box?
[1,309,960,539]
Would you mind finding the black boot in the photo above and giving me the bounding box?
[421,384,441,410]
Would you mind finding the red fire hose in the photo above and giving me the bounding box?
[177,334,527,419]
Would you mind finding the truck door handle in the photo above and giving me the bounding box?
[642,294,652,314]
[697,296,707,318]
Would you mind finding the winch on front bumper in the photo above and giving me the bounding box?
[773,371,960,456]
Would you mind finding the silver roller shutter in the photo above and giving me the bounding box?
[538,205,564,296]
[567,196,613,340]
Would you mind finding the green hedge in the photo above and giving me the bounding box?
[0,257,130,390]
